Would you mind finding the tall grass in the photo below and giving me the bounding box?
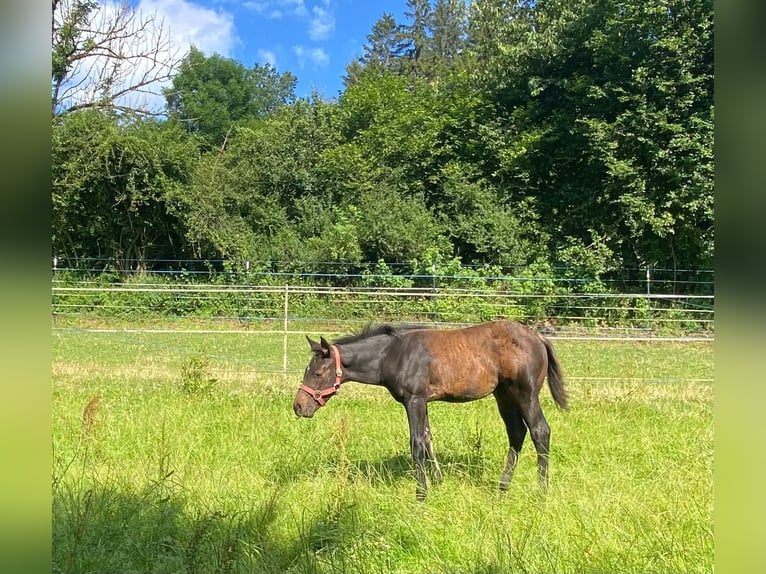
[52,328,713,573]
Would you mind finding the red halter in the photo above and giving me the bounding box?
[299,344,343,407]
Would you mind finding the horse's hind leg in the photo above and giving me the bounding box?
[518,395,551,488]
[493,387,527,491]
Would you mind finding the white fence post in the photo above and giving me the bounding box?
[646,267,652,331]
[283,284,289,385]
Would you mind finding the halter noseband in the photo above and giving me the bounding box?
[299,344,343,407]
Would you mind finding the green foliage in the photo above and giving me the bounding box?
[179,356,218,395]
[355,189,449,265]
[165,47,297,148]
[433,162,542,267]
[473,0,714,270]
[339,72,445,183]
[360,261,414,288]
[178,137,295,261]
[303,205,364,273]
[52,111,200,268]
[556,230,617,284]
[51,0,714,287]
[344,13,405,87]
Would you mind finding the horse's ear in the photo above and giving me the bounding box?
[306,336,322,354]
[319,337,332,357]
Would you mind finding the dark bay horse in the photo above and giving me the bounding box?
[293,319,568,501]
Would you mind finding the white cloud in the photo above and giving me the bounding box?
[308,3,335,41]
[139,0,236,56]
[257,49,278,68]
[292,45,329,68]
[243,0,308,19]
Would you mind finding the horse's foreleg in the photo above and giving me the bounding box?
[404,398,429,502]
[424,415,443,485]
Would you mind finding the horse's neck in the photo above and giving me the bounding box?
[340,336,392,386]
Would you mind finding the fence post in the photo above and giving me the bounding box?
[283,284,289,385]
[646,267,652,333]
[431,264,438,322]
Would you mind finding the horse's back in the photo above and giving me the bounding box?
[417,320,546,402]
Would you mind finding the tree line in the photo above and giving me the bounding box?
[52,0,713,289]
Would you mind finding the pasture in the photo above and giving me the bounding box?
[52,325,713,573]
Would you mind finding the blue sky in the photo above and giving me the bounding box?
[136,0,415,99]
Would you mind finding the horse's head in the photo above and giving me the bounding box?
[293,336,343,418]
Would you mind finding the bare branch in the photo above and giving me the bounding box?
[52,0,185,117]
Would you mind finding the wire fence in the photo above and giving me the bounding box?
[52,264,714,386]
[52,280,714,340]
[51,256,715,294]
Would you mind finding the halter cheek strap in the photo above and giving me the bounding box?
[299,344,343,407]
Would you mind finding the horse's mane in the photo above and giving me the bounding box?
[333,322,429,345]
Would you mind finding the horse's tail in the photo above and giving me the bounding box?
[542,336,568,410]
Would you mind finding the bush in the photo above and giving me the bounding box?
[179,356,217,395]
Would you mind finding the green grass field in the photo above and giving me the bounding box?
[52,326,713,573]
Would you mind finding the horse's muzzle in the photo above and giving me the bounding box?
[293,400,316,418]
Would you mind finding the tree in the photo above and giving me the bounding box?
[346,3,470,85]
[399,0,433,77]
[177,132,296,262]
[339,73,445,188]
[431,0,468,69]
[164,47,298,148]
[467,0,714,272]
[52,0,181,116]
[433,162,542,267]
[49,0,713,280]
[465,0,527,73]
[344,13,404,87]
[52,111,199,268]
[355,188,449,264]
[174,96,340,263]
